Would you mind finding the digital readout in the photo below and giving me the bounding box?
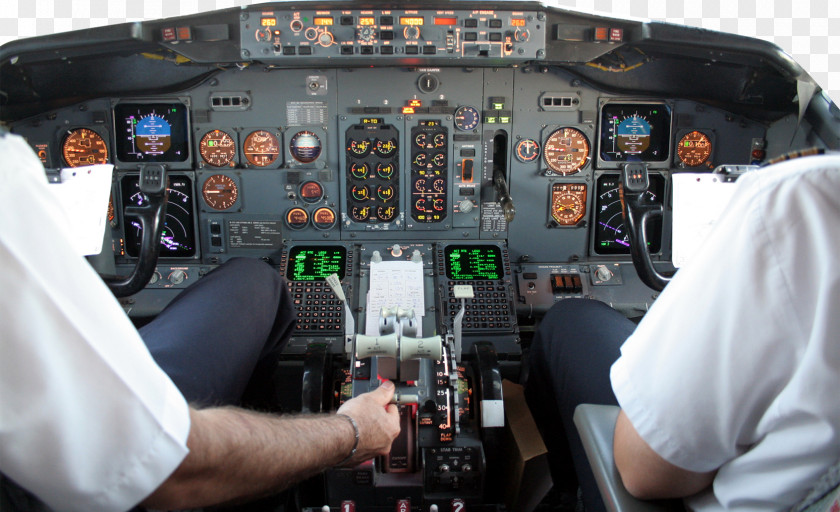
[314,17,334,26]
[260,17,276,27]
[434,17,457,25]
[511,18,526,27]
[444,245,503,280]
[359,17,375,26]
[286,246,347,281]
[400,17,424,26]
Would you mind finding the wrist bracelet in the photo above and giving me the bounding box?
[336,413,359,466]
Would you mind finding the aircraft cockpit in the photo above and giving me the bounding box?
[2,1,838,510]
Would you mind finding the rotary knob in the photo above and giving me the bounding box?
[390,244,403,257]
[403,26,421,40]
[318,30,335,47]
[595,266,613,282]
[459,199,475,213]
[169,269,187,285]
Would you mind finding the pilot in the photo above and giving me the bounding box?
[526,154,840,511]
[0,130,401,511]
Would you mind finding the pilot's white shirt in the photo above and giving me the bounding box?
[612,155,840,510]
[0,133,190,511]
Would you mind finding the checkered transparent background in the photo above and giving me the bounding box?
[2,0,838,102]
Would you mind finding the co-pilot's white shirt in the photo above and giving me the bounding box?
[0,133,190,512]
[612,155,840,510]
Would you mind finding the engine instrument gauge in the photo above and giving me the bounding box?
[199,129,236,167]
[550,183,587,226]
[374,138,398,157]
[347,138,371,157]
[454,106,480,131]
[202,174,239,211]
[376,163,395,179]
[677,130,712,167]
[543,127,590,175]
[62,128,109,167]
[514,139,540,163]
[243,130,280,167]
[290,130,322,163]
[377,205,397,221]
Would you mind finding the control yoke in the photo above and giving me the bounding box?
[105,164,168,298]
[620,163,671,291]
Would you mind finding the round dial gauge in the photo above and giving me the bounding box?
[543,128,590,175]
[286,207,309,229]
[454,106,480,131]
[243,130,280,167]
[290,131,322,163]
[199,129,236,167]
[550,183,587,226]
[377,205,398,221]
[515,139,540,163]
[62,128,108,167]
[312,207,337,230]
[677,130,712,167]
[202,174,239,211]
[376,163,395,179]
[300,181,324,203]
[347,138,371,157]
[374,138,398,157]
[351,205,371,221]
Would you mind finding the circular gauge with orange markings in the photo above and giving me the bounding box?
[543,127,590,175]
[243,130,280,167]
[62,128,108,167]
[677,130,712,167]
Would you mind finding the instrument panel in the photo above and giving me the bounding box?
[11,6,773,318]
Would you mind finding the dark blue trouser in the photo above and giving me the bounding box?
[140,258,295,406]
[525,299,635,512]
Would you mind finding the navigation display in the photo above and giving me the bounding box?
[286,246,347,281]
[599,103,671,162]
[114,103,189,162]
[122,175,196,258]
[444,245,503,280]
[593,173,664,255]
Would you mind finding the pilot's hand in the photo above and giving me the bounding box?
[336,380,401,464]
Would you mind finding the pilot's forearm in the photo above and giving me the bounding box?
[613,410,716,499]
[142,407,355,509]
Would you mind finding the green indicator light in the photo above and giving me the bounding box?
[499,116,511,124]
[209,141,216,146]
[485,116,497,124]
[492,102,504,109]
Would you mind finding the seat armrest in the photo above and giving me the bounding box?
[573,404,683,512]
